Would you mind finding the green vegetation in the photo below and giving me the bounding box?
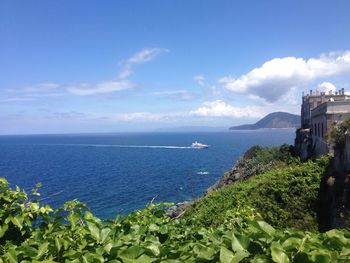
[329,118,350,149]
[1,177,350,262]
[209,145,297,191]
[186,157,329,231]
[242,144,296,165]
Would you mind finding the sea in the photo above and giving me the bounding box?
[0,130,295,218]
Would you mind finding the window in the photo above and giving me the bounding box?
[314,123,317,136]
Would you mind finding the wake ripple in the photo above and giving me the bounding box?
[40,143,194,149]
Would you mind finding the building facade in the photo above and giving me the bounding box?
[301,88,348,129]
[297,88,350,157]
[310,100,350,155]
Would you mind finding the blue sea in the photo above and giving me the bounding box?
[0,130,295,218]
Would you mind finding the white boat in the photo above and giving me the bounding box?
[191,141,209,149]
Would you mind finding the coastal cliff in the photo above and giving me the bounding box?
[185,144,325,231]
[207,144,292,192]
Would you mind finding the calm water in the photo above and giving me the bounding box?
[0,130,295,218]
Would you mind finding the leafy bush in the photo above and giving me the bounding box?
[245,144,296,164]
[209,145,300,192]
[186,158,330,231]
[1,177,350,262]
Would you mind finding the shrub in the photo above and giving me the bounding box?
[185,158,329,231]
[1,174,350,262]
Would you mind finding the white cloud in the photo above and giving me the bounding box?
[193,75,206,86]
[220,50,350,102]
[3,47,169,100]
[116,112,164,122]
[316,82,337,94]
[67,81,135,96]
[190,100,266,119]
[118,48,169,79]
[127,48,169,65]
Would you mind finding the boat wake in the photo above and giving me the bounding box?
[41,143,194,149]
[197,171,210,175]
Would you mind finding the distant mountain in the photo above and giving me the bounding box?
[230,112,300,130]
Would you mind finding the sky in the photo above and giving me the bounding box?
[1,0,350,134]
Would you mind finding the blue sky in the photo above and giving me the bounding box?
[1,0,350,134]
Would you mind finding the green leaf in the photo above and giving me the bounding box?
[5,248,17,263]
[87,222,101,242]
[271,243,290,263]
[324,229,348,249]
[55,237,62,252]
[11,215,24,230]
[220,247,249,263]
[257,221,276,236]
[101,228,111,243]
[0,177,8,184]
[104,243,113,254]
[0,224,9,238]
[134,254,155,263]
[84,211,95,221]
[82,252,104,263]
[20,245,38,258]
[31,202,40,211]
[146,243,161,256]
[37,242,49,259]
[308,250,331,263]
[231,233,250,252]
[149,223,159,232]
[251,255,271,263]
[282,237,301,250]
[193,244,216,260]
[119,246,145,263]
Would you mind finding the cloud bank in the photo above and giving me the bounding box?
[190,100,265,119]
[220,50,350,102]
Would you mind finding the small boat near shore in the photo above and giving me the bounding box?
[191,141,209,149]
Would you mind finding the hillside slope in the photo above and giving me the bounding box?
[230,112,300,130]
[185,145,329,231]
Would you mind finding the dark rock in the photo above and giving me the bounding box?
[167,201,193,218]
[207,152,273,193]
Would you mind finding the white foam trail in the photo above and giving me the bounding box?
[197,171,209,175]
[41,143,194,149]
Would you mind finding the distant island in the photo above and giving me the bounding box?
[230,111,300,130]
